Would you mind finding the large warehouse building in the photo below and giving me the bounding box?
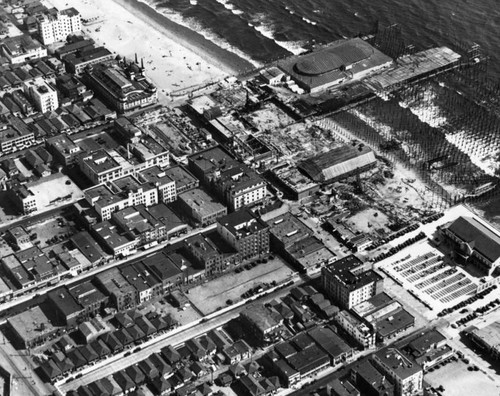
[298,144,377,183]
[278,37,393,93]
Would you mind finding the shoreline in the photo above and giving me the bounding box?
[111,0,255,75]
[43,0,256,93]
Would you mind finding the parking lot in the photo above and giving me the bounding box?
[138,298,202,327]
[425,359,498,396]
[25,217,77,249]
[379,241,479,311]
[187,257,296,316]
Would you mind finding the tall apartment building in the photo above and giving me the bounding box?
[36,8,82,45]
[321,255,383,309]
[372,348,423,396]
[188,146,267,211]
[217,208,269,262]
[24,78,59,113]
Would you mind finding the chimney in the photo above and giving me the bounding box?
[135,53,138,64]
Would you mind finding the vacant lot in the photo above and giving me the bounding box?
[425,360,498,396]
[188,257,296,316]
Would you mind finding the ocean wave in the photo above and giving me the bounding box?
[445,131,500,176]
[141,0,261,67]
[250,13,304,55]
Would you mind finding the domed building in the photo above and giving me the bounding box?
[278,37,393,93]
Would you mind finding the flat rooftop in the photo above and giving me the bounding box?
[374,348,422,379]
[8,306,56,343]
[81,149,121,175]
[269,212,311,246]
[364,46,461,91]
[218,208,268,237]
[178,188,226,218]
[323,255,382,291]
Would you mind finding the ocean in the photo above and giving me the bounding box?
[140,0,500,222]
[148,0,500,79]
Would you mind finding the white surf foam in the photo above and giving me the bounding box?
[141,0,261,67]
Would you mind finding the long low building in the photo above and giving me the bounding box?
[441,216,500,275]
[298,144,377,183]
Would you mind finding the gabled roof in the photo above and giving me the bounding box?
[52,354,74,373]
[114,328,134,345]
[66,348,87,369]
[177,366,193,382]
[127,324,146,342]
[114,312,134,328]
[100,332,123,352]
[125,364,146,385]
[445,216,500,262]
[161,345,181,364]
[138,357,159,379]
[113,370,135,392]
[150,376,172,394]
[41,359,61,380]
[149,353,172,376]
[78,344,98,364]
[89,339,111,358]
[148,315,168,331]
[135,316,156,336]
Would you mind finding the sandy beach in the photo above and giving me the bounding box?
[42,0,252,94]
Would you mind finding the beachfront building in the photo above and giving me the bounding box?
[440,216,500,276]
[278,37,393,93]
[24,78,59,113]
[36,7,82,45]
[82,61,158,113]
[1,34,47,64]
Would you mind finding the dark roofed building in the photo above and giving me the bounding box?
[441,216,500,275]
[350,359,395,396]
[100,332,123,353]
[47,287,84,327]
[308,326,353,364]
[465,322,500,360]
[298,144,377,183]
[286,345,330,377]
[240,304,284,345]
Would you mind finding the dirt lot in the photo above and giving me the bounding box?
[26,217,77,249]
[187,257,296,316]
[346,208,391,234]
[138,298,202,327]
[425,360,499,396]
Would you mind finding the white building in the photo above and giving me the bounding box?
[84,175,159,221]
[372,348,423,396]
[1,35,47,64]
[24,79,59,113]
[36,8,82,45]
[335,310,375,350]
